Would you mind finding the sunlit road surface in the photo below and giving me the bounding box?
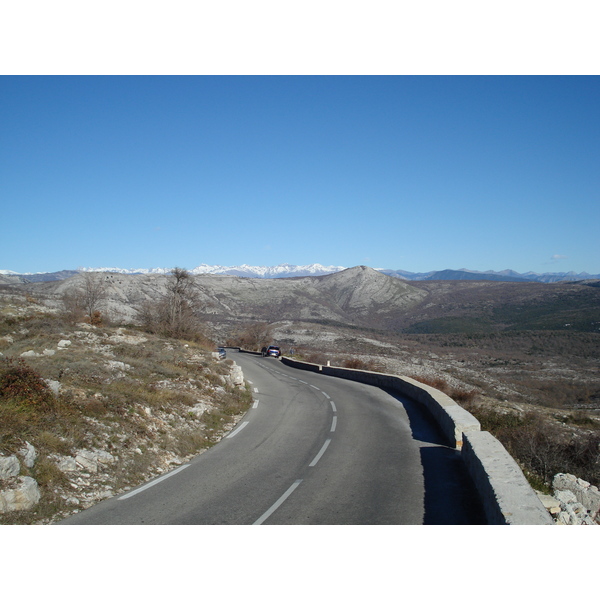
[61,351,485,525]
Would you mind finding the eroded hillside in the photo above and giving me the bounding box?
[0,295,251,524]
[2,266,599,499]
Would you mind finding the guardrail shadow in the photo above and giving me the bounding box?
[387,390,486,525]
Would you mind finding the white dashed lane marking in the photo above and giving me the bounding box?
[253,479,303,525]
[309,439,332,467]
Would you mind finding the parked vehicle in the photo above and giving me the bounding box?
[266,345,281,357]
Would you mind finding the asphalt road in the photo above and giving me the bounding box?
[60,351,485,525]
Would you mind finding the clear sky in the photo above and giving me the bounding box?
[2,75,599,274]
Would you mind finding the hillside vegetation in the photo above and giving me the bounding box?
[1,265,599,510]
[0,291,251,524]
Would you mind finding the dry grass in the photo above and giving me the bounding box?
[0,306,252,524]
[271,323,600,491]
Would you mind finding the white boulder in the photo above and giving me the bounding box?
[0,456,20,479]
[0,477,41,513]
[18,442,37,468]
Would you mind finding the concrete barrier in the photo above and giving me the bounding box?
[462,431,554,524]
[282,357,480,449]
[280,355,553,524]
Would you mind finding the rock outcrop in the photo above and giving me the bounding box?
[538,473,599,525]
[552,473,600,525]
[0,477,41,513]
[0,443,41,513]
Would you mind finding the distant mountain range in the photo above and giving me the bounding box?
[1,263,599,283]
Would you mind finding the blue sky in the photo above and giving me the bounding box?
[2,75,599,274]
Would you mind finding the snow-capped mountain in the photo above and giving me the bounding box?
[75,263,347,279]
[2,264,599,283]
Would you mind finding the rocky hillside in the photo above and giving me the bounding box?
[9,266,600,340]
[2,265,598,524]
[0,296,250,524]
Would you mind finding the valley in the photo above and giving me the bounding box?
[1,265,599,502]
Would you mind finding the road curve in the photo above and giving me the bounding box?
[60,351,485,525]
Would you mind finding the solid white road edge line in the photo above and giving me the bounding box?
[253,479,303,525]
[227,421,249,438]
[118,464,190,500]
[309,439,332,467]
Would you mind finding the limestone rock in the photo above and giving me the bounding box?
[0,455,20,479]
[74,449,115,473]
[537,493,561,515]
[56,456,78,472]
[95,450,115,465]
[0,477,41,513]
[75,450,98,473]
[18,442,37,468]
[553,473,600,519]
[555,489,577,504]
[229,363,244,386]
[45,379,62,396]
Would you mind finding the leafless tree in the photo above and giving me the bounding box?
[228,321,274,351]
[138,267,204,340]
[61,272,108,325]
[81,272,108,321]
[60,289,85,325]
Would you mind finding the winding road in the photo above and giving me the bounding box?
[61,350,485,525]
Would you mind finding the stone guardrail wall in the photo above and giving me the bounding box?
[279,355,553,525]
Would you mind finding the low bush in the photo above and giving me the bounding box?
[411,374,478,403]
[459,403,600,489]
[341,357,384,372]
[0,358,56,414]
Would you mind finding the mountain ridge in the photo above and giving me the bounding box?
[8,264,600,336]
[1,263,599,284]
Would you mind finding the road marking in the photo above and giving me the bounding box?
[227,421,249,438]
[254,387,259,393]
[330,400,337,412]
[118,464,190,500]
[298,380,307,384]
[322,391,330,399]
[252,399,259,409]
[330,416,337,432]
[310,384,320,390]
[309,439,332,467]
[253,479,303,525]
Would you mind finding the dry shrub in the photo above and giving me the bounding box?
[85,311,103,326]
[81,396,108,416]
[228,322,273,352]
[464,405,600,488]
[167,430,209,456]
[304,352,328,364]
[341,357,384,372]
[411,374,477,403]
[0,358,56,414]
